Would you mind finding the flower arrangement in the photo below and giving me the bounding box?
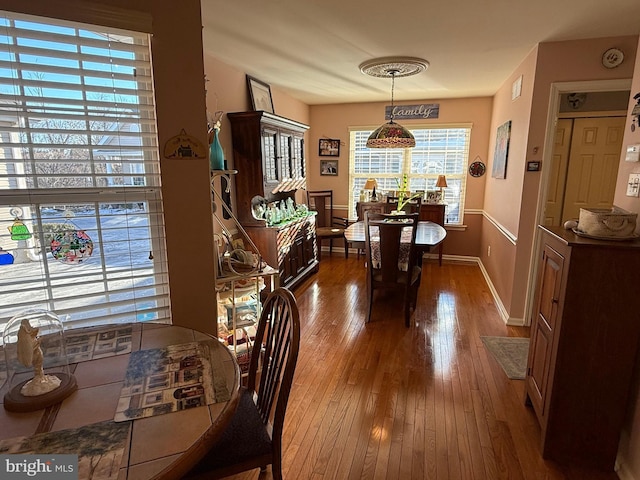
[394,174,422,212]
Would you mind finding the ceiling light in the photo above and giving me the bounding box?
[360,57,429,149]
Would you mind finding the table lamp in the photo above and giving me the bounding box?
[364,178,378,201]
[436,175,447,200]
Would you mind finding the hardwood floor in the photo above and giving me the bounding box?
[225,255,620,480]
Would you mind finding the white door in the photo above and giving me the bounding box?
[545,116,625,226]
[544,119,573,226]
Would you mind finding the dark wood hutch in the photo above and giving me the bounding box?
[227,111,318,290]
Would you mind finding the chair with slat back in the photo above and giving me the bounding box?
[364,212,421,327]
[307,190,349,260]
[385,195,423,214]
[184,287,301,480]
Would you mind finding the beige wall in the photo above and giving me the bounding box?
[482,36,639,324]
[202,53,310,215]
[479,47,538,320]
[308,98,493,257]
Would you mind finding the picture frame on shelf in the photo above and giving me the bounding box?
[246,75,274,113]
[426,190,443,204]
[319,138,340,157]
[320,160,338,176]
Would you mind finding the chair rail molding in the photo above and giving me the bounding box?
[482,210,517,245]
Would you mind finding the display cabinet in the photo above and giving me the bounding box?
[227,111,318,289]
[227,111,309,226]
[525,225,640,470]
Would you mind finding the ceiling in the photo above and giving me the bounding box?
[201,0,640,106]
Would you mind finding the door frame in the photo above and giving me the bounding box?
[523,79,632,327]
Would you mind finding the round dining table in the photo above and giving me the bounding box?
[0,322,241,480]
[345,220,447,258]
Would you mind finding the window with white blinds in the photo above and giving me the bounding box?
[349,125,471,224]
[0,11,169,332]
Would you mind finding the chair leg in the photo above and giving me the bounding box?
[344,237,349,258]
[366,283,373,323]
[329,238,333,256]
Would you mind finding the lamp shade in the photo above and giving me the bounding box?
[364,178,378,190]
[436,175,448,188]
[366,121,416,149]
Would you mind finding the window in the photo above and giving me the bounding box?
[349,125,471,224]
[0,11,168,332]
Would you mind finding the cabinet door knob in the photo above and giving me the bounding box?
[552,298,559,304]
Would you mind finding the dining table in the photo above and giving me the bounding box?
[0,322,241,480]
[345,220,447,259]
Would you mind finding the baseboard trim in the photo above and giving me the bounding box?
[476,258,510,324]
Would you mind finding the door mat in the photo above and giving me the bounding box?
[480,336,529,380]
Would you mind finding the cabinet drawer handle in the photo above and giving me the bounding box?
[552,298,559,304]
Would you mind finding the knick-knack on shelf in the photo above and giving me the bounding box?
[207,109,225,170]
[209,128,225,170]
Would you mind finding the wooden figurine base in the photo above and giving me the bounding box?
[3,373,77,412]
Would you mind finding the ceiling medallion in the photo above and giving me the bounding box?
[360,56,429,149]
[359,56,429,78]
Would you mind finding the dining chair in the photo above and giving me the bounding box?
[184,287,301,480]
[385,195,423,214]
[364,212,421,327]
[307,190,349,260]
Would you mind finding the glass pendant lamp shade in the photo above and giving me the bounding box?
[366,121,415,148]
[360,57,428,149]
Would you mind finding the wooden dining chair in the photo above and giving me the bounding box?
[385,195,423,214]
[307,190,349,260]
[364,212,421,327]
[184,287,301,480]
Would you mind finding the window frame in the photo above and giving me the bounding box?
[348,123,471,224]
[0,11,168,332]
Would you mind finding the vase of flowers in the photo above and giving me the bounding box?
[394,174,422,212]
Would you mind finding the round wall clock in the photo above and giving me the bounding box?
[469,161,486,177]
[602,48,624,69]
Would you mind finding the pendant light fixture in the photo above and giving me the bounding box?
[360,57,429,149]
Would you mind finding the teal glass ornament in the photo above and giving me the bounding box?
[209,129,225,170]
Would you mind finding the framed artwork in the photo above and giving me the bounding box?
[320,160,338,176]
[319,138,340,157]
[426,190,443,204]
[492,120,512,179]
[246,75,274,113]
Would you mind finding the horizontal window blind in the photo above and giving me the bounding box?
[0,11,168,334]
[349,125,470,224]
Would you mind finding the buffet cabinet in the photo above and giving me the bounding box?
[243,215,317,290]
[525,225,640,470]
[228,111,317,289]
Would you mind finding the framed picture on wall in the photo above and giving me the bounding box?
[246,75,274,113]
[320,160,338,176]
[492,120,512,179]
[319,138,340,157]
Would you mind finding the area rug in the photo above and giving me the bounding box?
[480,336,529,380]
